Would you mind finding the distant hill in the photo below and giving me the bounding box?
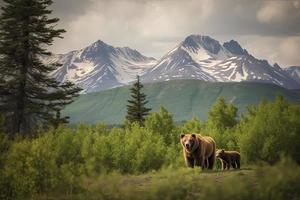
[63,80,299,124]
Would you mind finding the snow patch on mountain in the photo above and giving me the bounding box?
[43,40,156,93]
[142,35,300,90]
[44,35,300,92]
[285,66,300,85]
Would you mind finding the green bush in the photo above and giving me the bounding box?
[207,97,238,132]
[204,97,239,151]
[145,106,176,144]
[237,96,300,164]
[0,121,182,199]
[181,117,204,134]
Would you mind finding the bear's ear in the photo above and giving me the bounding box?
[180,134,185,139]
[221,149,225,153]
[191,134,196,138]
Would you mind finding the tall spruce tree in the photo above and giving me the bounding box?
[0,0,81,135]
[126,76,151,126]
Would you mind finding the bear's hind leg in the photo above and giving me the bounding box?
[231,161,237,169]
[236,159,240,169]
[207,155,215,170]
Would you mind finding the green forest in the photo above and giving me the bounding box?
[1,96,300,199]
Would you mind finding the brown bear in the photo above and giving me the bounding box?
[180,133,216,169]
[216,149,240,170]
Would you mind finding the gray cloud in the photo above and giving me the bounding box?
[1,0,300,66]
[51,0,96,21]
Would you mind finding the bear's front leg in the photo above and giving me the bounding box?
[231,161,237,169]
[185,156,195,168]
[223,160,230,170]
[221,160,226,170]
[195,157,202,168]
[227,161,231,170]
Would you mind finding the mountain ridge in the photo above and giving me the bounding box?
[43,40,156,93]
[44,34,300,92]
[285,66,300,84]
[142,35,299,90]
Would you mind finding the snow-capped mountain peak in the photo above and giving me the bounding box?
[44,40,156,93]
[285,66,300,85]
[182,35,223,55]
[45,34,300,93]
[142,34,300,89]
[223,40,248,56]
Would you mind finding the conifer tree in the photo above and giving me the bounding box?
[0,0,81,135]
[126,76,151,126]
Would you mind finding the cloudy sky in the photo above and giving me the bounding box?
[41,0,300,67]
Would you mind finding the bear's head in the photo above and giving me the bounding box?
[216,149,225,158]
[180,134,199,152]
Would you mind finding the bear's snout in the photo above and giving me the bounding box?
[185,143,190,148]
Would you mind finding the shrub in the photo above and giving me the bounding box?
[145,106,176,144]
[238,96,300,164]
[204,97,239,151]
[207,97,238,132]
[181,118,204,134]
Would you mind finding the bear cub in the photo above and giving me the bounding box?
[216,149,240,170]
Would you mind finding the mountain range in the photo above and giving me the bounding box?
[42,40,156,93]
[43,35,300,92]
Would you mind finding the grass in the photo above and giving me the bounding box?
[35,161,300,200]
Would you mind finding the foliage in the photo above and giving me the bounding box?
[205,97,239,150]
[0,121,181,199]
[126,76,151,126]
[207,97,238,131]
[0,96,300,199]
[237,95,300,164]
[0,0,81,136]
[145,106,176,144]
[181,117,204,134]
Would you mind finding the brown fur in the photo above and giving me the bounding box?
[180,133,216,170]
[216,149,241,170]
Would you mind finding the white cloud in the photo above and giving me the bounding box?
[48,0,300,67]
[239,36,300,67]
[51,0,216,57]
[257,0,300,24]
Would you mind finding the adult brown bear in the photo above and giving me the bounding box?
[180,134,216,169]
[216,149,241,170]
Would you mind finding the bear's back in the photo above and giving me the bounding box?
[198,135,215,145]
[226,151,240,160]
